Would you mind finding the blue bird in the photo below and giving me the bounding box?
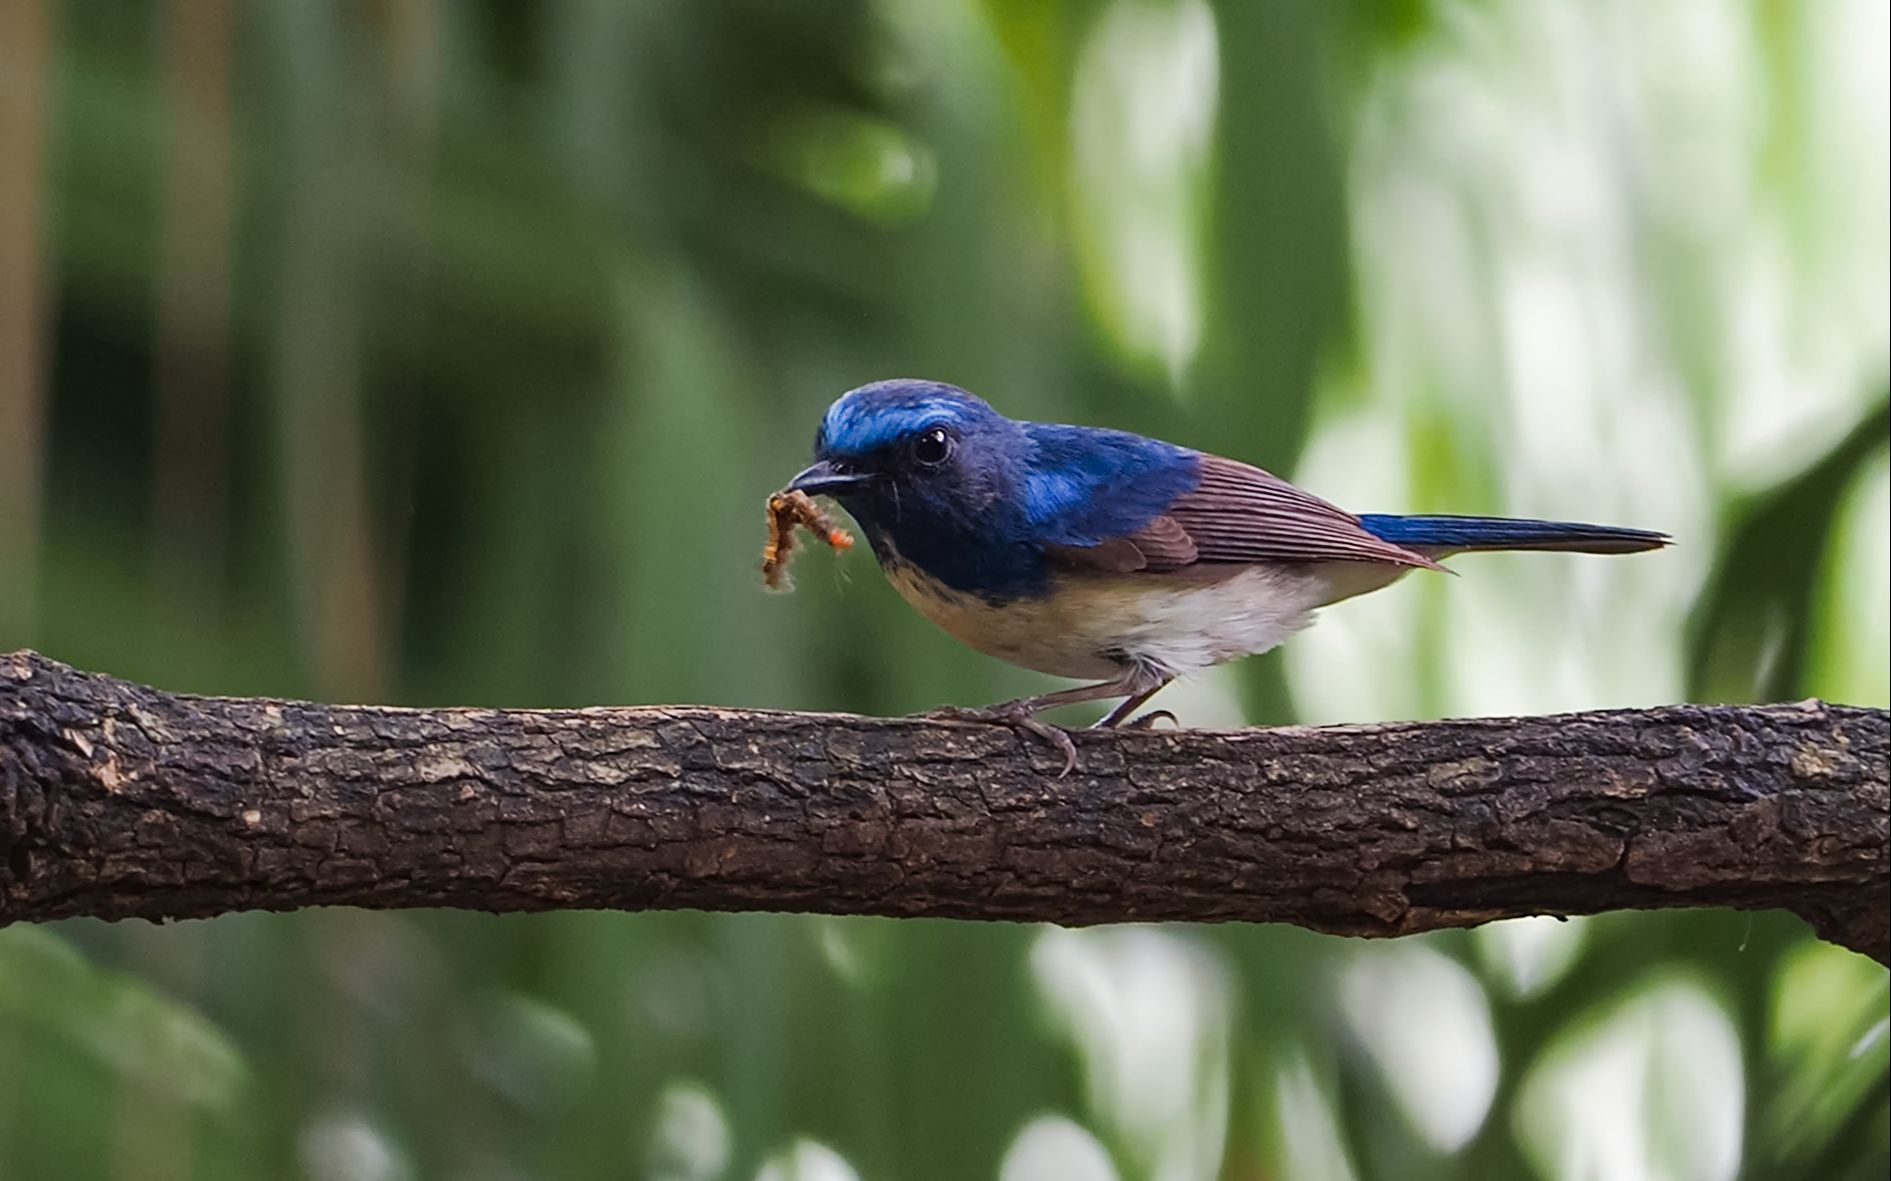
[784,379,1667,770]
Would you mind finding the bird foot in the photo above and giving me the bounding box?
[915,704,1078,777]
[1113,709,1177,731]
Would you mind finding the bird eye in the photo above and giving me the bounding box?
[911,426,952,466]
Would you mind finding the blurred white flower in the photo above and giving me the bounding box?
[1515,977,1744,1181]
[1476,915,1591,1000]
[999,1115,1121,1181]
[755,1140,859,1181]
[1270,1053,1360,1181]
[1070,0,1219,385]
[298,1111,412,1181]
[648,1081,732,1181]
[1339,943,1499,1152]
[1030,927,1231,1181]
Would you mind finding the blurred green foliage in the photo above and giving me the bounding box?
[0,1,1886,1179]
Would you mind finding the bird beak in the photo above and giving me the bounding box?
[786,460,875,497]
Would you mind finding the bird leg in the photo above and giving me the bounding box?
[918,664,1171,776]
[1091,677,1176,729]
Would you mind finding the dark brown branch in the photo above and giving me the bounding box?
[2,650,1886,962]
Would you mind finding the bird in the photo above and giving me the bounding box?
[782,378,1667,772]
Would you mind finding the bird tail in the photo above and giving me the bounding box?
[1356,514,1669,555]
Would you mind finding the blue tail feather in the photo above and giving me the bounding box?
[1357,514,1669,555]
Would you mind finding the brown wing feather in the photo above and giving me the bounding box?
[1050,454,1442,573]
[1121,513,1198,567]
[1045,536,1149,573]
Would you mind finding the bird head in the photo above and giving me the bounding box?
[787,380,1031,553]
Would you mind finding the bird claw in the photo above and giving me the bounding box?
[1113,709,1177,731]
[915,705,1078,777]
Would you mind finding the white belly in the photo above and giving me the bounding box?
[883,562,1403,680]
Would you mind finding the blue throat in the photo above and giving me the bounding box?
[841,492,1052,601]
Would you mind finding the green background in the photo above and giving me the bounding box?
[0,1,1885,1179]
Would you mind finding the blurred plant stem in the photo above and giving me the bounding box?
[0,0,54,646]
[1689,394,1891,702]
[360,0,442,651]
[1203,0,1351,724]
[150,0,235,611]
[111,924,205,1181]
[271,2,389,702]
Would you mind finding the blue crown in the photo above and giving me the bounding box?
[817,379,1001,456]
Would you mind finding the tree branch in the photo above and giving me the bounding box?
[2,651,1886,962]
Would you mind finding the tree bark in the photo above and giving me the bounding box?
[2,651,1885,962]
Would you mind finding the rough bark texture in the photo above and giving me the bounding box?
[2,651,1886,962]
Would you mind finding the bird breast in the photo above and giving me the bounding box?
[882,559,1394,681]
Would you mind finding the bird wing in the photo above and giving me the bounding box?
[1049,455,1442,574]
